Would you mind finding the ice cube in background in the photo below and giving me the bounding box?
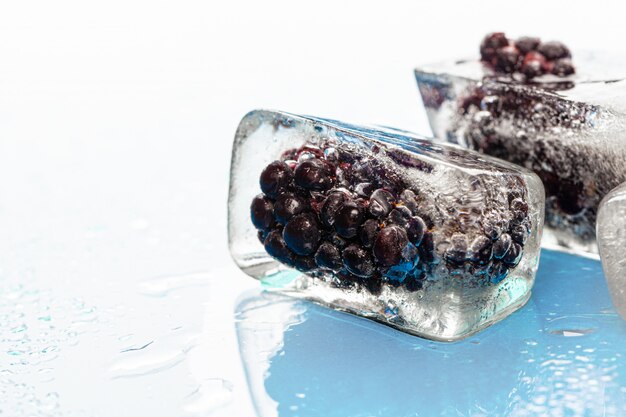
[415,52,626,257]
[228,109,545,341]
[598,181,626,320]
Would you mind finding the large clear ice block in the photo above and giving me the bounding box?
[415,52,626,257]
[228,109,544,341]
[598,181,626,320]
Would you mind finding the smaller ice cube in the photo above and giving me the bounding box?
[228,109,544,341]
[598,182,626,320]
[415,35,626,257]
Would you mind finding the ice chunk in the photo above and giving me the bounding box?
[228,109,544,341]
[415,52,626,257]
[598,181,626,320]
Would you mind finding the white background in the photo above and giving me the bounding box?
[1,1,625,416]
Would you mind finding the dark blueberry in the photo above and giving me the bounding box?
[294,158,334,191]
[481,212,504,240]
[469,235,493,265]
[314,242,342,270]
[362,275,383,295]
[283,213,321,256]
[342,245,375,277]
[445,234,468,264]
[406,216,426,246]
[329,233,348,249]
[399,189,419,214]
[359,219,379,248]
[510,223,529,244]
[355,182,375,197]
[260,161,293,198]
[480,32,509,62]
[502,242,523,266]
[405,273,425,292]
[334,202,365,239]
[250,194,275,231]
[490,263,509,284]
[293,256,317,272]
[264,229,294,264]
[387,206,412,226]
[552,58,575,76]
[369,189,395,218]
[510,198,529,222]
[320,192,350,227]
[373,226,409,267]
[515,37,541,54]
[495,45,521,73]
[418,231,436,263]
[537,41,571,60]
[273,194,306,224]
[520,51,546,78]
[257,230,268,244]
[493,233,512,259]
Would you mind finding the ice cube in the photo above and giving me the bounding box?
[415,51,626,257]
[598,181,626,320]
[228,109,544,341]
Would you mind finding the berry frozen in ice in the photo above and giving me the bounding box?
[314,242,343,271]
[342,244,375,277]
[373,226,409,267]
[260,161,293,198]
[294,158,334,191]
[334,202,365,239]
[273,193,307,224]
[250,194,275,231]
[283,213,321,256]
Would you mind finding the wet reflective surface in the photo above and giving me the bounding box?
[236,250,626,417]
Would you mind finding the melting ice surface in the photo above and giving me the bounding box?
[236,249,626,417]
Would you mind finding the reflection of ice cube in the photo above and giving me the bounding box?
[235,252,626,417]
[598,182,626,320]
[415,52,626,257]
[229,109,544,341]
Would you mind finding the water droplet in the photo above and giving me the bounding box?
[182,378,234,413]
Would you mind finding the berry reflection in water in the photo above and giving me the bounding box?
[231,110,544,341]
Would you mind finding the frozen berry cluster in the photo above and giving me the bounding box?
[480,32,574,80]
[250,141,531,295]
[458,81,601,240]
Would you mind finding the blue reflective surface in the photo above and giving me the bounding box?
[236,250,626,417]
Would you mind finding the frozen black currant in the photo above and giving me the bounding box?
[537,41,571,60]
[274,193,307,224]
[480,32,508,63]
[342,244,375,277]
[250,194,274,231]
[494,45,521,73]
[552,58,575,76]
[510,223,529,244]
[502,242,523,266]
[293,255,316,272]
[334,202,364,239]
[314,242,342,271]
[260,161,293,198]
[283,213,321,256]
[359,219,380,248]
[515,36,540,54]
[369,189,395,218]
[493,233,512,259]
[406,215,426,245]
[469,235,493,265]
[294,158,334,191]
[373,226,409,267]
[264,229,294,264]
[445,234,468,265]
[320,192,349,227]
